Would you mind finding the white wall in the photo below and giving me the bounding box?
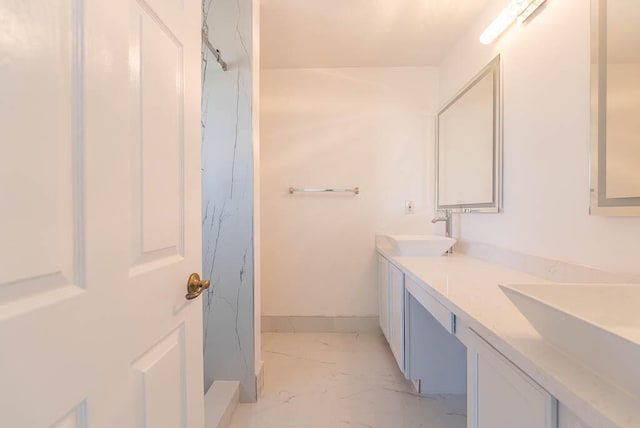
[261,67,438,317]
[438,0,640,275]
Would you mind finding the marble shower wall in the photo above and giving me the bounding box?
[201,0,256,402]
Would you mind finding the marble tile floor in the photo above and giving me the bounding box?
[228,332,467,428]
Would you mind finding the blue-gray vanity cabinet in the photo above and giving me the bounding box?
[404,275,467,394]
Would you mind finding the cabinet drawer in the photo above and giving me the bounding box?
[405,275,454,334]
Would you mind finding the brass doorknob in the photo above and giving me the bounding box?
[185,273,210,300]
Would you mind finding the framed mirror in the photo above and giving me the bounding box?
[436,56,502,213]
[590,0,640,216]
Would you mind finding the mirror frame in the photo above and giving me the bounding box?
[590,0,640,216]
[435,55,502,213]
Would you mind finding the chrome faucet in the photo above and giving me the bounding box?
[431,209,453,254]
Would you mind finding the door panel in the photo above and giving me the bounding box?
[130,0,185,272]
[0,0,83,310]
[0,0,204,426]
[132,326,186,428]
[123,0,204,426]
[0,2,89,426]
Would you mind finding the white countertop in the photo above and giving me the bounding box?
[377,247,640,428]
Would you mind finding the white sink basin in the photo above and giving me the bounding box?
[500,283,640,397]
[377,234,455,257]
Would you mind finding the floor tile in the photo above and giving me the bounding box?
[228,333,467,428]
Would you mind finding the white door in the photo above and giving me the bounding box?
[0,0,204,427]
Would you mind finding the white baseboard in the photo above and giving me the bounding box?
[204,381,240,428]
[261,316,381,334]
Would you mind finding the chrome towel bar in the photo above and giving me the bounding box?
[288,187,360,195]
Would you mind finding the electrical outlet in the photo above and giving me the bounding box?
[405,200,415,214]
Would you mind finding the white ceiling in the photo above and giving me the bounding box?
[260,0,493,69]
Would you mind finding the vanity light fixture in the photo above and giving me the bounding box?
[479,0,546,45]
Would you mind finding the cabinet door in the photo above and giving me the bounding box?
[377,255,390,340]
[468,331,557,428]
[389,263,405,371]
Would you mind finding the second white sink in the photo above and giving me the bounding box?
[380,234,456,257]
[500,283,640,397]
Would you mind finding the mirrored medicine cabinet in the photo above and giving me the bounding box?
[436,55,502,213]
[590,0,640,216]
